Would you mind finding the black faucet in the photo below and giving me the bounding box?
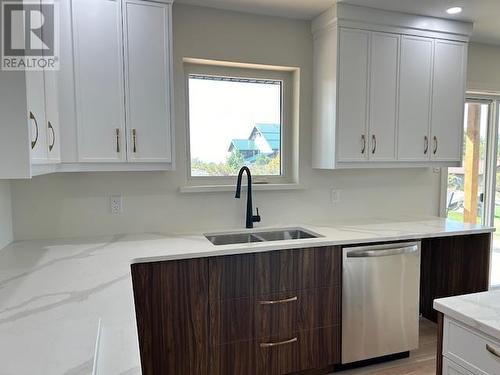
[235,166,261,229]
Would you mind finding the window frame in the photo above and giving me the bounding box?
[183,60,298,188]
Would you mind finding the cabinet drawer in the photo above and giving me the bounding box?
[209,325,340,375]
[443,358,474,375]
[211,286,340,345]
[443,317,500,375]
[209,247,341,300]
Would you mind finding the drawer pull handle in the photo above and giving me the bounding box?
[486,343,500,359]
[259,296,298,305]
[260,337,297,348]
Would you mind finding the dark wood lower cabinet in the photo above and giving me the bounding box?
[420,233,491,322]
[131,234,491,375]
[131,258,209,375]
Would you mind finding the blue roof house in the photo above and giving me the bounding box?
[228,123,280,162]
[228,139,259,160]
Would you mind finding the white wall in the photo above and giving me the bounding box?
[468,42,500,92]
[0,181,13,248]
[10,4,442,240]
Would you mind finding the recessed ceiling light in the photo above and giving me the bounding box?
[446,6,463,14]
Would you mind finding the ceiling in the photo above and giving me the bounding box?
[175,0,500,44]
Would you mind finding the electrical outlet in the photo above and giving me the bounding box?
[110,195,123,214]
[330,189,340,204]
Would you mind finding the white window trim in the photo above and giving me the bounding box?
[182,58,300,191]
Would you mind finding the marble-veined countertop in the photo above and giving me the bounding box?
[0,216,493,374]
[434,290,500,340]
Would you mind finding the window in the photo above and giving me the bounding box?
[185,60,297,186]
[443,94,500,288]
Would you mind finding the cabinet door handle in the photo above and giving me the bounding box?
[258,296,298,305]
[371,135,377,154]
[48,121,55,152]
[260,337,297,348]
[361,135,366,154]
[486,344,500,359]
[132,129,137,153]
[424,136,429,154]
[115,128,120,153]
[433,136,438,154]
[29,111,39,149]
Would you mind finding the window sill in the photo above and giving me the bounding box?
[179,183,304,194]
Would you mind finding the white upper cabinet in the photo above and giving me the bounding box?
[123,0,173,163]
[369,32,399,161]
[337,28,369,162]
[0,0,62,179]
[431,40,468,161]
[311,3,473,169]
[69,0,174,167]
[398,36,434,162]
[72,0,126,162]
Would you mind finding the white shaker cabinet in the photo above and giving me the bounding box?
[123,0,173,163]
[397,36,434,162]
[337,28,370,162]
[431,40,468,162]
[311,3,472,169]
[68,0,173,167]
[368,32,399,161]
[72,0,126,162]
[0,0,61,179]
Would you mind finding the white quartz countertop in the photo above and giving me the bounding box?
[0,216,493,375]
[434,290,500,340]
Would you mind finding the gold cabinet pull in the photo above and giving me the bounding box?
[260,337,298,348]
[115,128,120,153]
[132,129,137,153]
[48,121,55,152]
[258,296,298,305]
[424,136,429,154]
[29,111,39,149]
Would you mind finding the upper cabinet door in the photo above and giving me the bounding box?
[72,0,126,162]
[431,40,467,162]
[337,28,370,162]
[398,36,434,161]
[368,32,399,161]
[26,70,48,164]
[44,70,61,162]
[123,0,173,163]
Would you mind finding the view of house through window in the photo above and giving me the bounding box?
[188,74,282,177]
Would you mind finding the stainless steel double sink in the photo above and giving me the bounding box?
[205,228,321,246]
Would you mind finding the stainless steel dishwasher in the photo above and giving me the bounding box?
[342,241,421,364]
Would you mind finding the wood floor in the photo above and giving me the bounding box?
[333,318,437,375]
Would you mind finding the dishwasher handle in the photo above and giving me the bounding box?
[346,244,419,258]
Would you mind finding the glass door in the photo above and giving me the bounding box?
[446,101,489,225]
[446,98,500,288]
[491,104,500,287]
